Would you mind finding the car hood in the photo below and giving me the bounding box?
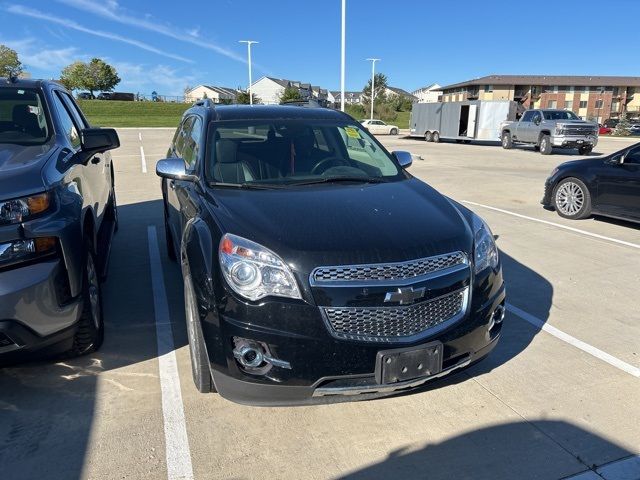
[0,142,57,200]
[207,178,474,275]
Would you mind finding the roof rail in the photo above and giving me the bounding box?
[279,99,329,108]
[193,98,215,108]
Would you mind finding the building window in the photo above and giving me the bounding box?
[548,100,557,108]
[579,100,587,109]
[552,86,559,93]
[611,100,620,112]
[565,101,573,111]
[583,86,590,92]
[484,85,493,93]
[595,99,603,109]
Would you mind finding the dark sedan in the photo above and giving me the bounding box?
[542,143,640,222]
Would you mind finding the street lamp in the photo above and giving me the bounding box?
[340,0,346,112]
[239,40,258,105]
[366,58,380,120]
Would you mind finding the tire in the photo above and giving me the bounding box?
[578,145,593,155]
[424,131,433,142]
[64,241,104,357]
[184,275,215,393]
[432,131,440,143]
[553,177,592,220]
[390,128,398,135]
[501,131,513,149]
[539,134,553,155]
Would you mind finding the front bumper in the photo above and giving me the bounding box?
[204,283,506,406]
[551,135,598,148]
[0,259,82,362]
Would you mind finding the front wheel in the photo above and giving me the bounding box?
[578,145,593,155]
[553,177,592,220]
[501,132,513,149]
[539,135,553,155]
[424,131,433,142]
[390,128,398,135]
[184,274,215,393]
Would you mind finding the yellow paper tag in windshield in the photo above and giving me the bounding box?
[344,127,361,139]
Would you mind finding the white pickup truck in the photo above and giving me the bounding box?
[500,109,598,155]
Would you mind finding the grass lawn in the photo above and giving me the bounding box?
[78,100,189,127]
[344,106,410,129]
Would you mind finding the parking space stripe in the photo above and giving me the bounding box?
[507,303,640,378]
[139,132,143,141]
[140,146,147,173]
[463,201,640,250]
[147,226,194,480]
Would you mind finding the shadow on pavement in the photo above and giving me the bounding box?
[0,199,185,480]
[337,420,633,480]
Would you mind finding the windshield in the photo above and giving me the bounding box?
[206,120,403,186]
[0,88,50,145]
[542,110,579,120]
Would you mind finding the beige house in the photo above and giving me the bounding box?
[250,77,330,105]
[440,75,640,122]
[412,83,442,103]
[185,85,239,104]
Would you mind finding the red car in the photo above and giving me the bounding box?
[599,124,612,135]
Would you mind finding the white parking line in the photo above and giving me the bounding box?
[140,146,147,173]
[507,303,640,378]
[139,132,143,142]
[463,201,640,250]
[147,226,194,480]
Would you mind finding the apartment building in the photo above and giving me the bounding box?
[440,75,640,122]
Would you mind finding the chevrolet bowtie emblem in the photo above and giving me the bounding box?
[384,286,426,305]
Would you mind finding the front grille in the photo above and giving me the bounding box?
[311,252,467,284]
[323,288,467,342]
[564,126,596,136]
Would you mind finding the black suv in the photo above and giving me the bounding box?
[157,100,506,405]
[0,78,120,363]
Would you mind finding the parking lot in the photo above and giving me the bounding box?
[1,130,638,480]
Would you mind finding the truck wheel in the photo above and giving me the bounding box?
[432,131,440,143]
[539,135,553,155]
[578,145,593,155]
[425,131,433,142]
[553,177,592,220]
[390,128,398,135]
[501,132,513,149]
[184,274,215,393]
[64,241,105,357]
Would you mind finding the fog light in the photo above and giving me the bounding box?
[488,303,506,331]
[233,337,292,371]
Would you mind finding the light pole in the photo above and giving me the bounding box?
[239,40,258,105]
[340,0,346,112]
[366,58,380,120]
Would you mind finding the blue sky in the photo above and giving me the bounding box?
[1,0,639,96]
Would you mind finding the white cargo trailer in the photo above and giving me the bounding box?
[409,100,522,142]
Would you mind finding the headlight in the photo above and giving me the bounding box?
[555,127,565,135]
[219,233,301,301]
[0,237,57,268]
[472,215,499,274]
[0,193,51,225]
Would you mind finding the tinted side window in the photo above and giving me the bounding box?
[174,117,194,157]
[625,146,640,164]
[51,92,81,149]
[58,92,88,129]
[183,116,202,172]
[521,111,534,122]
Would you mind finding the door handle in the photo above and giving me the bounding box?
[169,181,176,190]
[91,156,101,164]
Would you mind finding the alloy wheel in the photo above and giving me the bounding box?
[555,181,584,216]
[86,254,100,330]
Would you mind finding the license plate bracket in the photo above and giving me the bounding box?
[375,342,443,385]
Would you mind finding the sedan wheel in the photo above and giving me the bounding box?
[553,178,592,220]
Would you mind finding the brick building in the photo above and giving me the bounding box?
[439,75,640,122]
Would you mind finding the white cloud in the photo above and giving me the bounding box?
[0,38,85,71]
[55,0,248,64]
[111,62,196,96]
[6,5,193,64]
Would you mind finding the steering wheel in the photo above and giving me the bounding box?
[310,157,349,175]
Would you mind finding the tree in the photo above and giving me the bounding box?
[235,91,260,104]
[279,86,302,103]
[0,44,23,78]
[59,58,120,97]
[614,112,631,136]
[362,73,388,105]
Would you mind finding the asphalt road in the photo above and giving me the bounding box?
[1,130,638,480]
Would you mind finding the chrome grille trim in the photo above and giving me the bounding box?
[321,287,469,343]
[310,252,468,287]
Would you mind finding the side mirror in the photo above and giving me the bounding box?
[393,150,413,168]
[81,128,120,152]
[533,118,541,125]
[608,153,624,165]
[156,158,196,181]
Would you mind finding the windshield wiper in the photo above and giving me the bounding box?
[291,176,388,186]
[209,182,286,190]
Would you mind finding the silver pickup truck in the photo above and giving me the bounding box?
[500,109,598,155]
